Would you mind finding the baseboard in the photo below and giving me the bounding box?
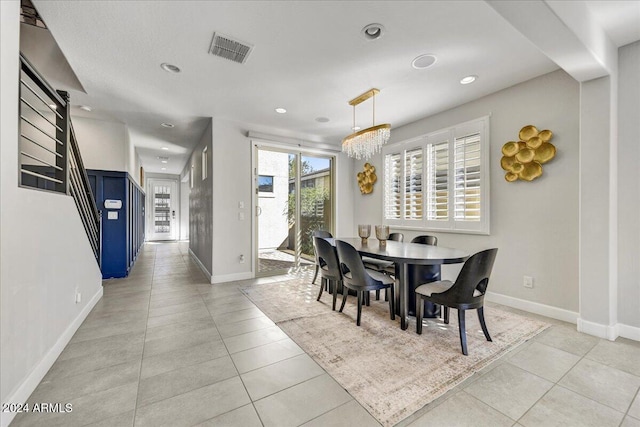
[577,318,640,341]
[1,286,103,427]
[485,291,579,324]
[211,272,253,284]
[188,248,212,282]
[617,323,640,341]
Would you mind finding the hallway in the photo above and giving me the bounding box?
[10,242,640,427]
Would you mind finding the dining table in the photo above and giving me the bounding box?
[328,237,469,330]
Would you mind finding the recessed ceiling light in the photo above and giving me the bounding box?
[315,117,330,123]
[161,147,169,150]
[460,75,478,85]
[161,167,166,171]
[161,63,181,73]
[161,160,168,164]
[79,105,92,112]
[352,126,361,131]
[275,108,287,114]
[362,23,385,41]
[161,122,174,128]
[412,54,437,70]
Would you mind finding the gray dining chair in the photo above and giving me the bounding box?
[362,232,404,302]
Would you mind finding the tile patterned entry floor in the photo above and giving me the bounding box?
[11,242,640,427]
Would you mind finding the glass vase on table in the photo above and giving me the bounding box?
[358,224,371,245]
[375,225,390,247]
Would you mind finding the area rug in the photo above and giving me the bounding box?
[241,276,549,426]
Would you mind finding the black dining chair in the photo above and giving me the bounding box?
[411,235,438,246]
[311,230,332,285]
[314,236,342,311]
[415,248,498,355]
[336,240,395,326]
[362,232,404,302]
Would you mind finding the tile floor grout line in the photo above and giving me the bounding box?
[622,387,640,422]
[131,245,157,427]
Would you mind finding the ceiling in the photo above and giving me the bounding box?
[31,1,640,175]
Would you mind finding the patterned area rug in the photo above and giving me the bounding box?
[242,277,549,426]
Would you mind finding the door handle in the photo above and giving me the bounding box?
[256,206,262,216]
[172,210,176,219]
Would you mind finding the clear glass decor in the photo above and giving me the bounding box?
[358,224,371,244]
[375,225,390,247]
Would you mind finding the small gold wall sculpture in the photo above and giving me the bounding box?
[357,162,377,194]
[501,125,556,182]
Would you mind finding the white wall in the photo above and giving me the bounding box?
[617,41,640,329]
[1,3,102,426]
[353,69,580,316]
[257,151,290,249]
[72,116,128,171]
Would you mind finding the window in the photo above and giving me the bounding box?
[202,146,208,180]
[383,116,490,234]
[258,175,274,193]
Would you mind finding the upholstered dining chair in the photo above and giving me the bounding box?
[415,248,498,355]
[336,240,395,326]
[313,236,342,311]
[311,230,332,285]
[362,232,404,302]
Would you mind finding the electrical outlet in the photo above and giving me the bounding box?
[523,276,533,288]
[239,254,245,264]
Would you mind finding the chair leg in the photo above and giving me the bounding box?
[316,277,324,301]
[443,306,450,324]
[365,291,370,306]
[375,289,380,300]
[339,286,348,312]
[384,288,389,302]
[477,307,492,342]
[388,285,395,321]
[332,280,339,311]
[356,291,363,326]
[458,309,468,355]
[416,296,424,334]
[312,264,319,284]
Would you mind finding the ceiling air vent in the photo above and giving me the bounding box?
[208,32,254,64]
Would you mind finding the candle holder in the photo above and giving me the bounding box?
[375,225,390,247]
[358,224,371,244]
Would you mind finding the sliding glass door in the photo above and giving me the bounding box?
[255,146,334,276]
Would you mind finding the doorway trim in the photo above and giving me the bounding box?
[251,138,338,278]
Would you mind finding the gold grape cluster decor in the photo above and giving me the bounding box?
[501,125,556,182]
[357,162,377,194]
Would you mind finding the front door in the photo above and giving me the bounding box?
[148,179,177,241]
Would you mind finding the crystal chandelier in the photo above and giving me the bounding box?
[342,88,391,160]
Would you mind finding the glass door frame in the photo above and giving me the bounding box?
[252,141,336,277]
[147,178,178,241]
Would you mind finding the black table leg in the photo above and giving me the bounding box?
[400,262,409,330]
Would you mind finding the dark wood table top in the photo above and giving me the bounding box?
[327,237,469,265]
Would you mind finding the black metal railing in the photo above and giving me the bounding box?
[19,53,101,265]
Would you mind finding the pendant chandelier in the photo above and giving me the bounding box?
[342,88,391,160]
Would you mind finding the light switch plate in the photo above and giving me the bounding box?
[108,211,118,220]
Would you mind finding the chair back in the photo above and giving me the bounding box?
[314,237,341,281]
[336,240,376,288]
[411,235,437,246]
[389,233,404,242]
[445,249,498,303]
[312,230,332,238]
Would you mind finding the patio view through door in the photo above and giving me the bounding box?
[255,146,334,276]
[148,179,178,241]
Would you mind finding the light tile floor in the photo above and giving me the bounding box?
[11,242,640,427]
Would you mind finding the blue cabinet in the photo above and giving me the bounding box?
[88,170,145,279]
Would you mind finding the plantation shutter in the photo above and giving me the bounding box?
[404,148,423,220]
[384,152,402,220]
[453,133,481,221]
[426,140,449,221]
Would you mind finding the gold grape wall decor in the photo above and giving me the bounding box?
[357,162,377,194]
[501,125,556,182]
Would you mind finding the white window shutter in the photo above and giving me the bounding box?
[384,153,402,220]
[453,133,481,222]
[426,140,449,221]
[404,148,423,220]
